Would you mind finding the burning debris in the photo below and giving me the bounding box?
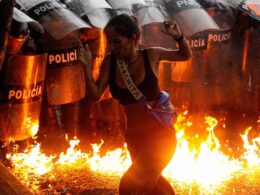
[0,0,259,194]
[4,114,260,195]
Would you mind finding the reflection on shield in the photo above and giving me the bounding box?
[107,0,146,9]
[245,0,260,16]
[141,23,176,48]
[16,0,90,40]
[12,8,44,34]
[106,0,146,17]
[65,0,111,14]
[0,53,47,141]
[64,0,113,28]
[171,33,208,83]
[164,0,219,37]
[240,1,260,21]
[132,0,169,26]
[85,9,113,28]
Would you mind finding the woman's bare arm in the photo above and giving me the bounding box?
[79,49,110,102]
[147,20,192,65]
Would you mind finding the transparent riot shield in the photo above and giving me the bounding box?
[64,0,111,15]
[0,53,47,141]
[64,0,112,28]
[244,0,260,16]
[132,0,169,26]
[106,0,146,17]
[16,0,90,40]
[240,1,260,20]
[164,0,219,36]
[86,9,112,28]
[107,0,146,9]
[13,7,44,34]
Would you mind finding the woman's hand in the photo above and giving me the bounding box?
[161,20,183,40]
[78,45,92,73]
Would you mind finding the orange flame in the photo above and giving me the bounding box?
[164,116,242,187]
[6,143,55,175]
[92,29,106,80]
[240,126,260,166]
[6,114,260,193]
[242,29,250,72]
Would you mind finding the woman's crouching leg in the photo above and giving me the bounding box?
[119,164,158,195]
[148,176,175,195]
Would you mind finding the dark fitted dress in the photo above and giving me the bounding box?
[109,49,176,195]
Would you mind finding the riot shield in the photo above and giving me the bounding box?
[164,0,219,37]
[106,0,146,17]
[240,1,260,21]
[13,7,44,34]
[0,53,47,141]
[86,9,112,28]
[16,0,90,40]
[244,0,260,16]
[65,0,112,28]
[46,47,86,105]
[132,0,169,26]
[107,0,146,9]
[64,0,111,15]
[0,0,15,71]
[171,34,208,83]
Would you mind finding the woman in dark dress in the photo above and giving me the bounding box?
[80,14,192,195]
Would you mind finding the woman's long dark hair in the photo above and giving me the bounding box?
[104,14,141,40]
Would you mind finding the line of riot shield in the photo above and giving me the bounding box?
[16,0,91,40]
[0,4,48,141]
[16,0,91,105]
[13,1,92,143]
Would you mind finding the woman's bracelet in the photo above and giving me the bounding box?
[174,34,184,42]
